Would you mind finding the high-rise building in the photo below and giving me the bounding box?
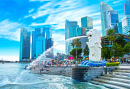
[46,38,54,58]
[32,28,41,59]
[77,27,86,36]
[100,1,113,36]
[32,27,53,59]
[36,32,46,58]
[81,16,93,30]
[122,15,130,35]
[65,20,78,55]
[20,28,30,61]
[107,10,119,30]
[114,22,123,34]
[42,27,52,40]
[124,0,130,15]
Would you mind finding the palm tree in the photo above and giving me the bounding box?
[107,29,117,61]
[71,38,82,62]
[107,29,117,45]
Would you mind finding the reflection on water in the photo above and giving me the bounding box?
[0,63,107,89]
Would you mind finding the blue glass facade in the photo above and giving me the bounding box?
[122,15,130,35]
[100,1,113,36]
[107,10,119,30]
[20,28,30,61]
[32,28,41,59]
[81,16,93,29]
[77,27,86,36]
[32,27,53,59]
[36,35,46,58]
[46,38,54,58]
[124,0,130,15]
[65,20,78,55]
[42,27,52,40]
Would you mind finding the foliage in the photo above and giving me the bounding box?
[106,62,119,66]
[101,39,106,47]
[107,29,117,43]
[70,48,82,61]
[124,42,130,53]
[111,43,125,58]
[115,35,126,47]
[84,44,89,56]
[102,46,112,60]
[71,38,82,48]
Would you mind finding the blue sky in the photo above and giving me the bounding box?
[0,0,127,61]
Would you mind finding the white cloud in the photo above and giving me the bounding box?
[28,0,100,30]
[0,19,22,41]
[29,9,34,13]
[0,56,19,61]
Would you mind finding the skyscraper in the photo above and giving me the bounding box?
[100,1,113,36]
[32,28,41,59]
[36,32,46,58]
[42,27,52,40]
[32,27,53,59]
[124,0,130,15]
[107,10,119,30]
[65,20,78,55]
[81,16,93,30]
[20,28,30,61]
[122,15,130,35]
[77,27,86,36]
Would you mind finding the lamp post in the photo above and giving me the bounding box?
[113,49,117,61]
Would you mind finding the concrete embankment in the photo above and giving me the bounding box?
[30,66,72,77]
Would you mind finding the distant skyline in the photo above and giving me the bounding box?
[0,0,127,61]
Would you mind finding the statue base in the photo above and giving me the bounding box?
[80,60,108,67]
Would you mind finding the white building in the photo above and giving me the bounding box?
[122,15,130,35]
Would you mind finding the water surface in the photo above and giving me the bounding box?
[0,63,107,89]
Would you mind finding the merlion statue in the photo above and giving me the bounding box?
[86,29,102,61]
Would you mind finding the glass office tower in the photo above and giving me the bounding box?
[20,28,30,61]
[36,32,46,58]
[32,28,41,59]
[107,10,119,30]
[122,15,130,35]
[100,1,113,36]
[81,16,93,30]
[65,20,78,55]
[124,0,130,15]
[32,27,53,59]
[42,27,52,40]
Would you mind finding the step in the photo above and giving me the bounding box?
[109,72,130,76]
[103,74,130,80]
[98,76,130,83]
[114,70,130,73]
[93,78,130,88]
[91,81,127,89]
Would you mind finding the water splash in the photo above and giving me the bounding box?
[7,36,87,84]
[28,36,87,68]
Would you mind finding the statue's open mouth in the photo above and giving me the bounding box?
[88,35,92,37]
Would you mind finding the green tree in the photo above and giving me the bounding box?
[124,42,130,54]
[70,48,82,61]
[111,43,125,58]
[107,29,117,44]
[84,44,89,56]
[115,35,126,47]
[102,46,112,60]
[101,39,106,47]
[71,38,82,48]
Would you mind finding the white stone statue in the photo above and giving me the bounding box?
[86,29,102,61]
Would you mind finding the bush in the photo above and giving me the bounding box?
[106,62,119,66]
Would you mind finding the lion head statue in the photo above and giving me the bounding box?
[87,29,102,48]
